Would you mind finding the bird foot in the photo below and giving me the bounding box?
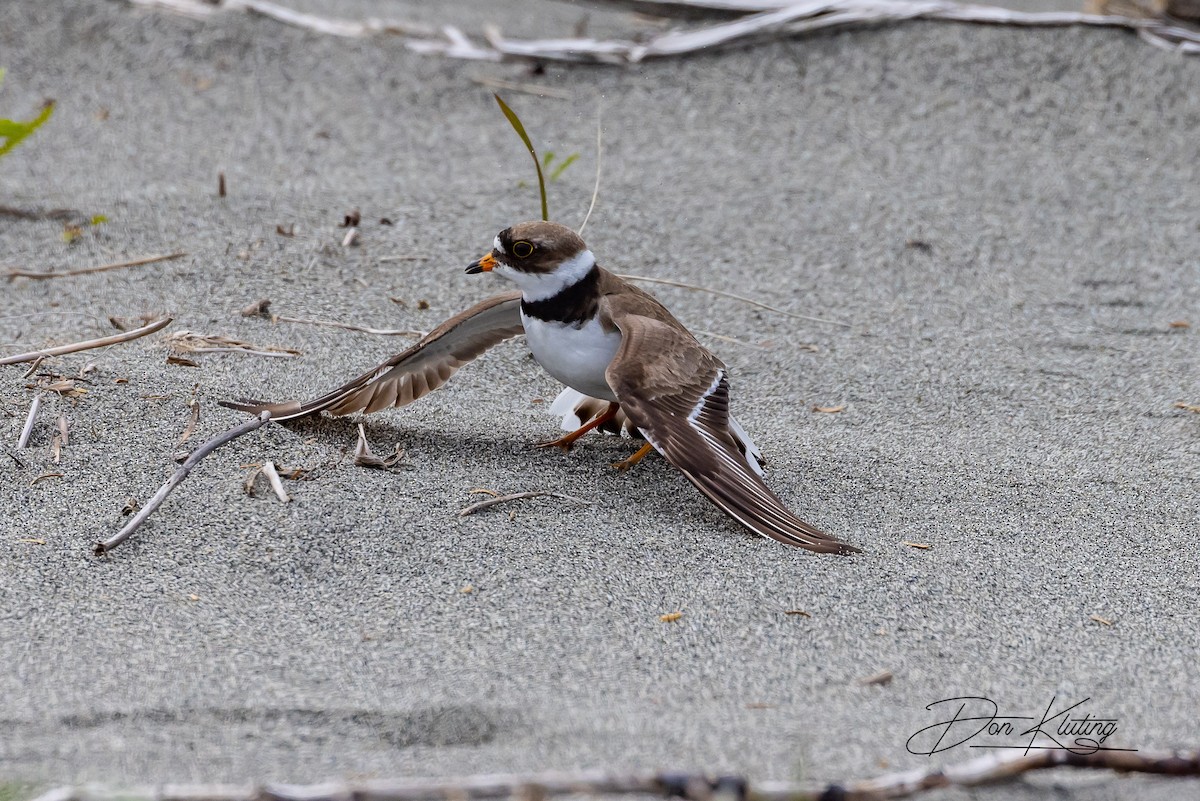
[611,442,654,472]
[535,436,577,453]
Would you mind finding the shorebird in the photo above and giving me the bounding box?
[222,221,858,554]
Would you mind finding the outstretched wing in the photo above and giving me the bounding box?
[601,291,858,554]
[220,292,524,422]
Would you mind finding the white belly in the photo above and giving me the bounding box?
[522,312,621,402]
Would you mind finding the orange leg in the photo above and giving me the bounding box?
[611,442,655,472]
[536,402,620,452]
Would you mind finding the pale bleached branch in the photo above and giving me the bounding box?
[123,0,1200,61]
[18,395,41,449]
[26,748,1200,801]
[94,411,272,556]
[261,461,291,502]
[4,252,185,281]
[0,318,173,366]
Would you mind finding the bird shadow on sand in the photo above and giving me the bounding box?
[260,411,751,537]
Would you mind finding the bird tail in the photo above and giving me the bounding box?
[728,415,767,477]
[548,388,639,437]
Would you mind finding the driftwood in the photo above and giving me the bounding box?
[25,748,1200,801]
[124,0,1200,60]
[0,318,173,366]
[94,411,272,555]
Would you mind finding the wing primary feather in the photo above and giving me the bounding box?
[600,280,858,555]
[218,292,523,422]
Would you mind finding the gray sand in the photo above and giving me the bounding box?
[1,1,1198,798]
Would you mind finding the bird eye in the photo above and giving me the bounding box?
[512,241,534,258]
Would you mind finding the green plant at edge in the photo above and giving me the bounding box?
[0,70,55,161]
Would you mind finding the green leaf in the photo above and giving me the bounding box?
[0,99,54,160]
[547,152,579,182]
[494,93,548,222]
[90,214,108,226]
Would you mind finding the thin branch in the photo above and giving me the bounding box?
[94,411,272,556]
[25,749,1200,801]
[4,252,185,281]
[273,315,426,338]
[17,395,41,448]
[458,490,592,517]
[0,317,172,366]
[618,274,851,327]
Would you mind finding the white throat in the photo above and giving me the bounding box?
[494,249,596,302]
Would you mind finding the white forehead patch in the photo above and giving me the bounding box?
[493,235,505,255]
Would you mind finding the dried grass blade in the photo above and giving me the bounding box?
[618,274,850,326]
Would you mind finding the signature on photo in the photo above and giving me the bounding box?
[906,696,1138,756]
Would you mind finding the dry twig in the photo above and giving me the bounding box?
[0,318,172,366]
[94,411,272,555]
[4,252,185,281]
[458,490,592,517]
[165,330,300,359]
[26,749,1200,801]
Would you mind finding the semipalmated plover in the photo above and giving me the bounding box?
[223,221,858,554]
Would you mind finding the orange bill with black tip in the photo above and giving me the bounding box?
[466,252,498,274]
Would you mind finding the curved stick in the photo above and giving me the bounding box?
[94,411,271,556]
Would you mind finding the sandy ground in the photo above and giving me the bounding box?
[1,1,1198,798]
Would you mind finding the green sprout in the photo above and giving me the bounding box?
[0,70,55,161]
[542,151,579,182]
[494,93,549,221]
[62,214,107,243]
